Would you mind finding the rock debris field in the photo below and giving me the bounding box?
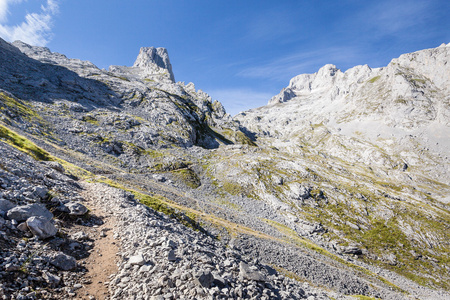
[0,141,333,299]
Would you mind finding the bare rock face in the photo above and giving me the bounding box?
[133,47,175,82]
[3,37,249,160]
[236,43,450,185]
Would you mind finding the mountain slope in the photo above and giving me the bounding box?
[233,43,450,291]
[1,38,449,299]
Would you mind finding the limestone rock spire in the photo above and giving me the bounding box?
[133,47,175,82]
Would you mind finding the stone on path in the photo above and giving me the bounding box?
[50,252,77,270]
[65,201,88,215]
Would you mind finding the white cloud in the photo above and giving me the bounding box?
[0,0,23,22]
[0,0,8,23]
[0,0,59,46]
[208,88,274,116]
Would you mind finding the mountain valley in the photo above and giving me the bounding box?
[0,38,449,300]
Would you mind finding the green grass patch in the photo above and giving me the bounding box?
[0,125,52,161]
[411,78,426,85]
[221,128,257,146]
[368,76,381,83]
[359,219,411,252]
[171,168,201,189]
[81,115,99,125]
[394,98,408,104]
[351,296,381,300]
[221,180,248,196]
[95,177,204,232]
[0,92,42,121]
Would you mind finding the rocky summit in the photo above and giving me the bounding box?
[0,38,449,300]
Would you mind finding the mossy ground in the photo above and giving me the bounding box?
[170,168,201,189]
[0,125,53,161]
[0,92,43,122]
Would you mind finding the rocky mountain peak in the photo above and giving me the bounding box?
[133,46,175,82]
[316,63,340,77]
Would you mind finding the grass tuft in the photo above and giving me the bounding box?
[0,125,52,161]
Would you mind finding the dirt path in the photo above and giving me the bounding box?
[76,184,119,300]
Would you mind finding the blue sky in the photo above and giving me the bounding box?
[0,0,449,115]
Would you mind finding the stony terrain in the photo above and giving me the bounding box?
[0,38,449,299]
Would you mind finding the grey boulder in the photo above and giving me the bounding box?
[65,202,88,215]
[239,262,267,282]
[26,216,58,239]
[7,203,53,221]
[42,271,61,286]
[50,252,77,270]
[30,185,49,200]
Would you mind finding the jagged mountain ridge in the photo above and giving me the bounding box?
[1,38,255,172]
[0,38,449,300]
[236,43,450,190]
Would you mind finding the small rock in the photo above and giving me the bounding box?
[139,265,153,273]
[342,245,362,255]
[129,253,145,266]
[45,161,65,173]
[17,222,29,232]
[168,249,176,261]
[212,273,227,288]
[194,270,214,288]
[0,199,15,212]
[383,253,397,265]
[71,231,88,241]
[50,252,77,270]
[42,271,61,286]
[31,185,48,200]
[152,174,166,182]
[239,262,267,282]
[5,263,20,271]
[165,239,177,249]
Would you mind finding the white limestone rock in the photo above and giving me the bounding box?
[133,47,175,82]
[129,253,145,266]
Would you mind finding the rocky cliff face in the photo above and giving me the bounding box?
[0,38,449,300]
[1,39,254,171]
[237,43,450,185]
[133,46,176,82]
